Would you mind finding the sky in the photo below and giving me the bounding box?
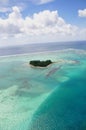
[0,0,86,47]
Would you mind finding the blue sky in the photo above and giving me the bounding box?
[0,0,86,46]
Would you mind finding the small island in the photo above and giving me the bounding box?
[29,60,52,67]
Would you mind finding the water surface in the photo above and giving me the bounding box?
[0,42,86,130]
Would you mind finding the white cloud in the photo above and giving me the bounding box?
[37,0,54,4]
[78,9,86,17]
[0,6,85,46]
[0,7,78,36]
[0,6,23,37]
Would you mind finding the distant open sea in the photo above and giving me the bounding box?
[0,41,86,130]
[0,41,86,56]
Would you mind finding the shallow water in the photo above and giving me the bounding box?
[0,49,86,130]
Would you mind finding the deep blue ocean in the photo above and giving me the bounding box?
[0,41,86,130]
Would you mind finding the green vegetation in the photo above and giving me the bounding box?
[29,60,52,67]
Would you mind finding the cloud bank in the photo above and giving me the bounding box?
[0,6,78,37]
[0,6,86,46]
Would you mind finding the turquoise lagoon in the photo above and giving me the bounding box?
[0,49,86,130]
